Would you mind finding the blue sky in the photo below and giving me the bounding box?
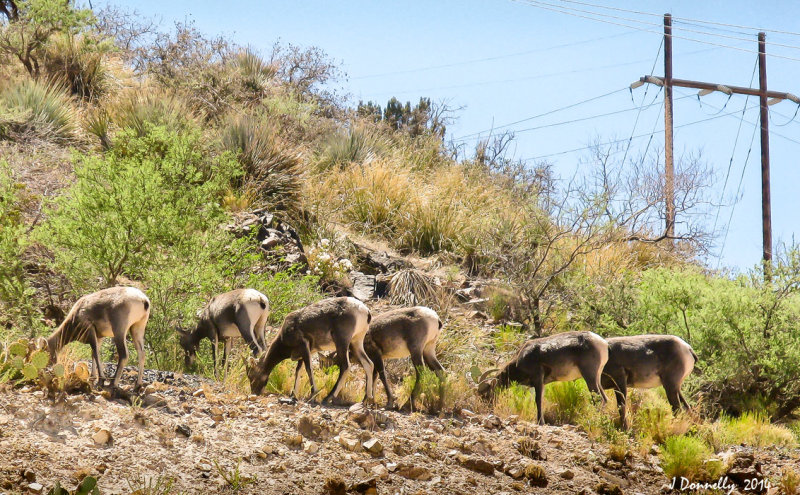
[100,0,800,271]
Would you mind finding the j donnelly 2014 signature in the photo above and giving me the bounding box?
[670,476,771,494]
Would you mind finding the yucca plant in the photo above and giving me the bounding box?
[42,33,115,100]
[232,47,277,96]
[84,107,111,150]
[315,125,387,170]
[0,79,75,142]
[220,113,301,211]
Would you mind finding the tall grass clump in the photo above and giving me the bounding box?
[661,435,724,481]
[719,412,797,448]
[42,33,116,100]
[494,382,538,421]
[0,79,75,142]
[315,125,387,170]
[338,159,412,234]
[114,92,195,137]
[220,114,302,211]
[544,380,592,424]
[396,198,463,255]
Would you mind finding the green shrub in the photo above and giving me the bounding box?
[544,380,591,424]
[720,412,797,448]
[0,163,38,333]
[661,435,723,481]
[0,78,75,142]
[630,263,800,420]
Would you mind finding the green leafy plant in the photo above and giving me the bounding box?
[661,435,723,482]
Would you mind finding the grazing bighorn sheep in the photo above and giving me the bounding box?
[602,335,697,428]
[176,289,269,377]
[46,286,150,389]
[478,331,609,424]
[361,306,445,411]
[247,297,374,404]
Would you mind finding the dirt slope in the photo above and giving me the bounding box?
[0,370,673,495]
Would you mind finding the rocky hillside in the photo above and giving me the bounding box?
[1,368,796,495]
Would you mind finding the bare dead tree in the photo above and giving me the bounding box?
[487,171,614,335]
[585,141,717,255]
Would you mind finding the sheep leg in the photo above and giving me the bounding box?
[211,335,218,379]
[372,352,395,409]
[580,362,608,405]
[88,330,105,384]
[291,359,303,398]
[679,391,691,411]
[350,338,374,404]
[423,347,446,412]
[533,374,545,425]
[663,380,683,415]
[400,350,425,412]
[131,317,147,390]
[223,338,232,382]
[323,338,351,404]
[110,328,129,389]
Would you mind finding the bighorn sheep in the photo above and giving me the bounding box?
[362,306,445,411]
[478,331,609,424]
[46,286,150,389]
[602,335,697,428]
[176,289,269,377]
[247,297,374,404]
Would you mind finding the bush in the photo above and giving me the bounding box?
[494,382,538,422]
[661,435,723,481]
[630,263,800,420]
[0,78,75,142]
[40,125,239,287]
[719,412,797,448]
[544,380,592,425]
[0,163,38,333]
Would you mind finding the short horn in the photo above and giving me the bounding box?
[478,368,500,384]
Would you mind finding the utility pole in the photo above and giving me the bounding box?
[663,14,675,240]
[636,25,800,265]
[758,32,772,264]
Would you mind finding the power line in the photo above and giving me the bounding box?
[556,0,800,38]
[452,88,628,141]
[455,94,693,143]
[718,121,760,268]
[520,102,761,162]
[360,56,654,100]
[517,0,800,63]
[351,30,636,80]
[621,39,663,167]
[711,57,758,246]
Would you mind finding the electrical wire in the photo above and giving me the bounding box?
[555,0,800,38]
[621,39,663,167]
[711,57,758,245]
[516,0,800,62]
[351,30,637,80]
[717,122,760,268]
[455,94,693,143]
[520,102,761,162]
[452,88,628,141]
